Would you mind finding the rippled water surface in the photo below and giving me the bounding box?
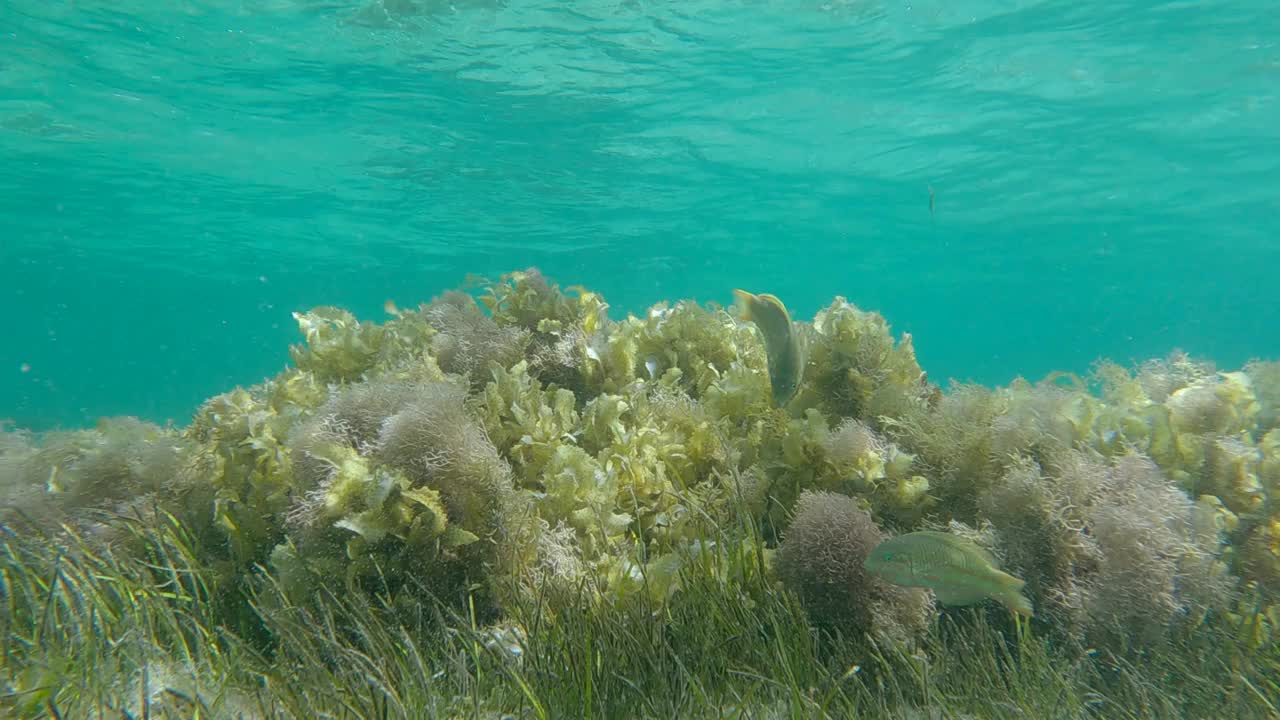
[2,0,1277,428]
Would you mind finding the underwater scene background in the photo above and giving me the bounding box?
[3,0,1278,430]
[3,1,1280,718]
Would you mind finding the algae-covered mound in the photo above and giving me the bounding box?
[776,490,934,645]
[2,268,1279,658]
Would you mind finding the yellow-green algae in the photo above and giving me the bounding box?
[2,267,1279,671]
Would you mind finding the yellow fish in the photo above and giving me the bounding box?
[733,289,805,406]
[863,531,1033,617]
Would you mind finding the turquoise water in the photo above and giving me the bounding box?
[2,0,1277,431]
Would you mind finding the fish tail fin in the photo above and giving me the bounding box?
[1002,590,1034,618]
[997,573,1033,617]
[731,289,755,321]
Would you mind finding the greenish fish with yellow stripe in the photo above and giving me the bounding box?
[733,289,805,406]
[863,531,1034,617]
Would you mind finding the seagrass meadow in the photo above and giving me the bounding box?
[3,268,1279,719]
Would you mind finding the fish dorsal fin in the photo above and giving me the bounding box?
[916,530,1000,568]
[968,542,999,568]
